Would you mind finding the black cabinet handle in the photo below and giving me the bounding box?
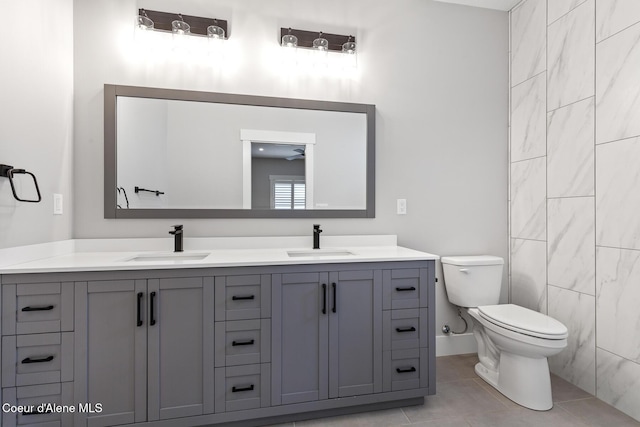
[322,284,327,314]
[232,295,255,301]
[21,305,54,312]
[395,286,416,292]
[396,366,417,373]
[21,355,54,364]
[232,384,254,393]
[232,339,255,346]
[150,291,156,326]
[137,292,143,327]
[332,283,337,313]
[396,326,417,333]
[22,409,53,416]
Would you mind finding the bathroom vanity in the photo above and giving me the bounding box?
[0,238,437,427]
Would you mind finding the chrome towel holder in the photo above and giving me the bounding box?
[0,164,42,203]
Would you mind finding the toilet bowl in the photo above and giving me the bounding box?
[441,256,568,411]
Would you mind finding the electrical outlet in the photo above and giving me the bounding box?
[397,198,407,215]
[53,194,63,215]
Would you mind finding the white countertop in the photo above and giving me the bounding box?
[0,236,439,275]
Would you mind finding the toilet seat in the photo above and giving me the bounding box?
[478,304,568,340]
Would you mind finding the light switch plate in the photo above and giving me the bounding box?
[397,199,407,215]
[53,194,63,215]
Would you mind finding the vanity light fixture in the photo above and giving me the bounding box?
[281,28,298,48]
[137,9,154,31]
[172,14,191,36]
[279,28,356,53]
[136,9,229,39]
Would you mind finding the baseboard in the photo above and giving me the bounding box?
[436,332,477,356]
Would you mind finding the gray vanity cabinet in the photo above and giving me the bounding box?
[271,269,382,406]
[74,277,214,427]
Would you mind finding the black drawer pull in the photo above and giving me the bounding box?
[22,409,53,416]
[396,326,417,333]
[21,355,54,364]
[137,292,143,327]
[396,366,417,374]
[232,295,255,301]
[395,286,416,292]
[232,339,255,346]
[21,305,54,312]
[232,384,255,393]
[150,291,156,326]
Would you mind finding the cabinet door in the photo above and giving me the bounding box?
[271,273,328,405]
[329,270,382,398]
[147,277,214,421]
[74,280,147,427]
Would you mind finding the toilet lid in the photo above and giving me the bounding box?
[478,304,568,339]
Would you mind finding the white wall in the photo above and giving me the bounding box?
[509,0,640,420]
[73,0,508,340]
[0,0,74,249]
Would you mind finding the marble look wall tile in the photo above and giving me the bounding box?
[511,73,546,162]
[597,348,640,422]
[595,137,640,249]
[596,246,640,363]
[547,0,595,111]
[548,198,595,295]
[597,0,640,42]
[547,97,595,197]
[548,286,596,394]
[511,0,547,86]
[510,238,547,313]
[511,157,546,240]
[549,0,588,24]
[596,23,640,144]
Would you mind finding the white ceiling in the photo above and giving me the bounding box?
[433,0,521,12]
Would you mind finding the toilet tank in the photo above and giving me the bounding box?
[441,255,504,308]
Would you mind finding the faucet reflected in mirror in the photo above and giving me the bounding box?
[313,224,322,249]
[169,225,184,252]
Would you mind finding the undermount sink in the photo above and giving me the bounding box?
[125,253,210,262]
[287,250,354,258]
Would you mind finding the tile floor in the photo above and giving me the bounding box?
[269,354,640,426]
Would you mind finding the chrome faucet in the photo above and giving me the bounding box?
[313,224,322,250]
[169,225,184,252]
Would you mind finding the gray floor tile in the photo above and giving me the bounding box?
[558,398,640,427]
[437,354,479,383]
[406,418,472,427]
[464,406,586,427]
[551,374,592,403]
[402,379,507,423]
[294,408,409,427]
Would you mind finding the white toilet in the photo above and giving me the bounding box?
[441,255,568,411]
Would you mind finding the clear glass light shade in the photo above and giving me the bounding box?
[137,15,154,31]
[342,41,356,54]
[207,25,225,39]
[312,36,329,51]
[282,34,298,48]
[172,19,191,35]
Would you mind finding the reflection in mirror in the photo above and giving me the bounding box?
[251,143,306,210]
[105,84,375,218]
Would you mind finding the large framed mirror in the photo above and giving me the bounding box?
[104,84,375,219]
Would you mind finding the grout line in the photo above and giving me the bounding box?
[511,236,547,243]
[593,0,598,398]
[546,95,594,115]
[545,0,549,317]
[510,154,547,164]
[595,134,640,146]
[399,407,411,425]
[597,346,640,366]
[596,244,640,253]
[511,69,546,90]
[547,0,589,27]
[547,283,594,297]
[547,195,595,200]
[596,18,640,45]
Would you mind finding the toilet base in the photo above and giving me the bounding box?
[475,352,553,411]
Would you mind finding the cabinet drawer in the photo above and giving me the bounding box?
[2,283,74,336]
[215,275,271,321]
[383,308,428,351]
[214,364,270,412]
[383,348,428,392]
[2,333,73,388]
[215,319,271,367]
[382,269,428,310]
[2,382,73,427]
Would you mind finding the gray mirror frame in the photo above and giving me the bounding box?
[104,84,375,219]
